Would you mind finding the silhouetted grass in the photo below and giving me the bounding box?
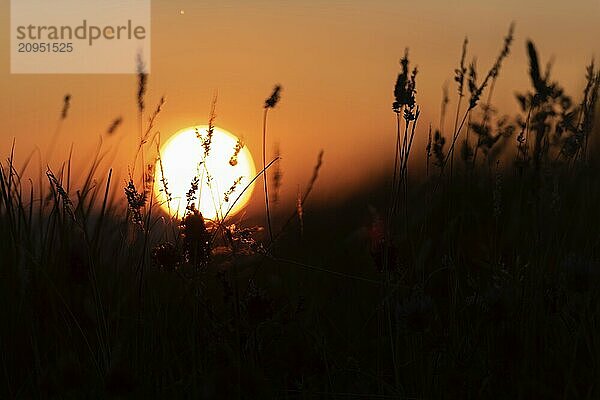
[1,29,600,400]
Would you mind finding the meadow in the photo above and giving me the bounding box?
[2,24,600,398]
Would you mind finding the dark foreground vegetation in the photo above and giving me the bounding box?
[2,25,600,398]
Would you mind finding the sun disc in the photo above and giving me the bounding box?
[155,126,256,221]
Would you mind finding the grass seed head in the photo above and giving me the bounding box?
[136,54,147,113]
[223,176,243,203]
[265,85,282,109]
[228,138,244,167]
[393,48,417,114]
[107,117,123,135]
[61,94,71,120]
[124,178,146,226]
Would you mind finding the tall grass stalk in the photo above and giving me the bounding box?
[46,94,71,164]
[262,85,282,243]
[389,49,418,236]
[435,24,514,191]
[449,37,468,180]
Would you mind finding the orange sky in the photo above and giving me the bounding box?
[1,0,598,213]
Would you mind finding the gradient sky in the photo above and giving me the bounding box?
[1,0,598,211]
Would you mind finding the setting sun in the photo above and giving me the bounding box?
[155,125,256,221]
